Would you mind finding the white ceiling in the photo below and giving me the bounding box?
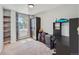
[0,4,64,15]
[28,4,63,15]
[0,4,29,14]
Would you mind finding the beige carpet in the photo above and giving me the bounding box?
[0,38,52,55]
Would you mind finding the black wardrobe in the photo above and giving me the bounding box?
[53,18,79,55]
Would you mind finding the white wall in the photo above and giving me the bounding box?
[11,10,17,43]
[77,5,79,17]
[36,5,78,36]
[0,4,29,14]
[0,6,3,52]
[0,4,29,52]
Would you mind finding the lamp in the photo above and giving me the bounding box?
[28,4,34,8]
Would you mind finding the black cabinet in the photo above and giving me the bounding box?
[69,18,79,55]
[54,18,79,55]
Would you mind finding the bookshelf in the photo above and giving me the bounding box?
[3,9,11,45]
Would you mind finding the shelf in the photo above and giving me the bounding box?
[4,18,10,22]
[4,40,10,44]
[3,16,11,18]
[4,33,10,36]
[4,35,10,38]
[4,27,10,30]
[4,25,10,27]
[4,30,10,33]
[4,37,10,41]
[3,9,11,45]
[4,20,10,23]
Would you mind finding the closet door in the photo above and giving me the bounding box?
[30,17,41,40]
[36,17,41,40]
[30,18,36,39]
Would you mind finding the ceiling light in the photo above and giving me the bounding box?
[28,4,34,8]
